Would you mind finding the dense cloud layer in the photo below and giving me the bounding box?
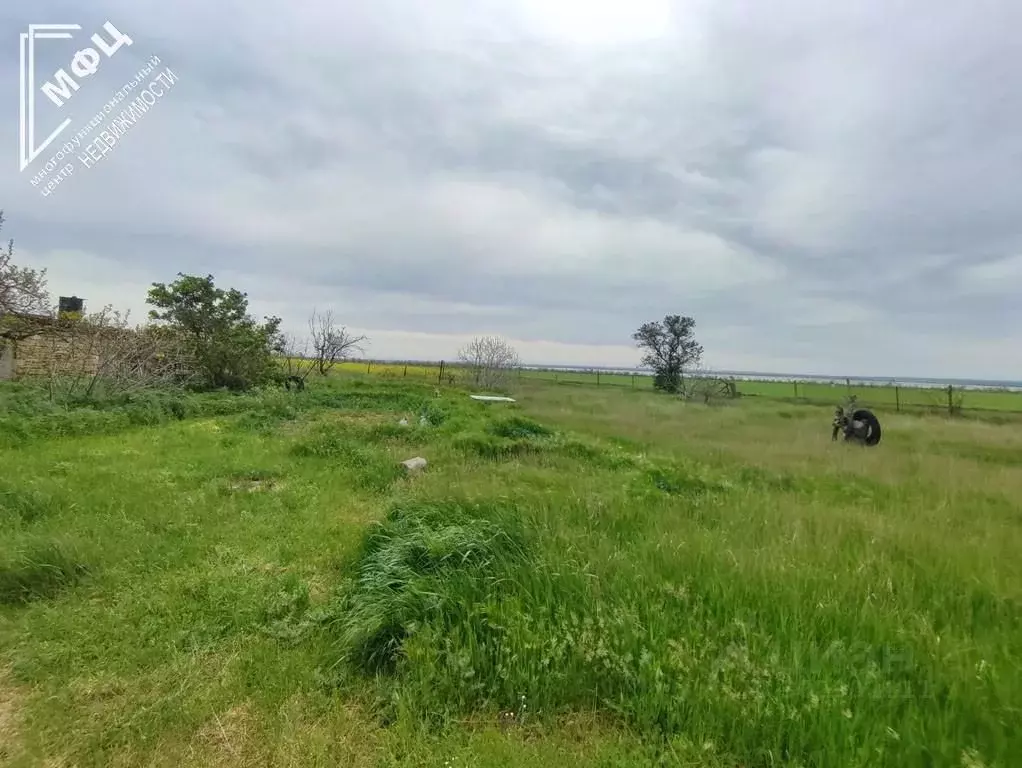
[3,0,1020,378]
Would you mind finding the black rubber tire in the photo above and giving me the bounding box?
[851,408,881,446]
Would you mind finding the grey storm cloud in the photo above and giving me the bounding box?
[1,0,1020,377]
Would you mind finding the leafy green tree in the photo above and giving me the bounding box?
[632,314,703,393]
[146,273,282,391]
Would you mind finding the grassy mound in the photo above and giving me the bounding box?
[328,498,531,675]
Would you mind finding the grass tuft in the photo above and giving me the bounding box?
[328,498,531,675]
[0,539,91,605]
[486,416,553,440]
[0,480,60,524]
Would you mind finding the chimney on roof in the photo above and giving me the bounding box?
[58,296,84,314]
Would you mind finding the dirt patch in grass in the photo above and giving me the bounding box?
[227,475,285,493]
[316,412,394,428]
[0,669,26,764]
[189,703,260,766]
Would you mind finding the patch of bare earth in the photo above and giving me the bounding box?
[0,669,25,766]
[187,703,261,767]
[228,478,285,493]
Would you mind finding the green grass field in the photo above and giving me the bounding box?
[2,373,1020,767]
[336,361,1022,414]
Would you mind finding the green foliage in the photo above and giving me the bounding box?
[632,314,703,394]
[146,272,283,391]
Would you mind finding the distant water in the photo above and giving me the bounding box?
[519,364,1022,392]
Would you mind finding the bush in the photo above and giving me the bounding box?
[146,273,283,391]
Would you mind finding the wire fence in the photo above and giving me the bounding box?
[338,360,1022,417]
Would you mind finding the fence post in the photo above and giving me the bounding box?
[367,361,371,374]
[947,384,953,416]
[438,360,445,384]
[631,374,635,388]
[793,381,798,399]
[895,385,900,412]
[846,377,851,394]
[597,370,600,387]
[403,364,407,377]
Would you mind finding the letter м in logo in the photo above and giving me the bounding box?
[19,24,81,172]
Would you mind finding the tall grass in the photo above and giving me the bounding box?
[0,538,91,605]
[323,454,1018,767]
[1,374,1019,767]
[329,498,532,675]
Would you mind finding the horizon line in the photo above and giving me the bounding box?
[352,357,1022,386]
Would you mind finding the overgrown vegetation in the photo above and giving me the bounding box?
[2,212,368,398]
[2,371,1019,767]
[146,272,284,391]
[329,498,532,675]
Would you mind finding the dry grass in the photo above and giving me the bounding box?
[0,669,25,766]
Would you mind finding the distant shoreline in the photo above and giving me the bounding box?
[357,358,1022,392]
[518,365,1022,392]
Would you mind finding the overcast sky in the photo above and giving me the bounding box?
[3,0,1021,379]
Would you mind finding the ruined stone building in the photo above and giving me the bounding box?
[0,297,100,381]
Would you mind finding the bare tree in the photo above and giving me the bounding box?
[681,364,739,404]
[0,210,51,346]
[275,331,317,390]
[457,335,520,390]
[309,309,367,376]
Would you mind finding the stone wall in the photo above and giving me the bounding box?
[4,330,100,379]
[0,344,12,380]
